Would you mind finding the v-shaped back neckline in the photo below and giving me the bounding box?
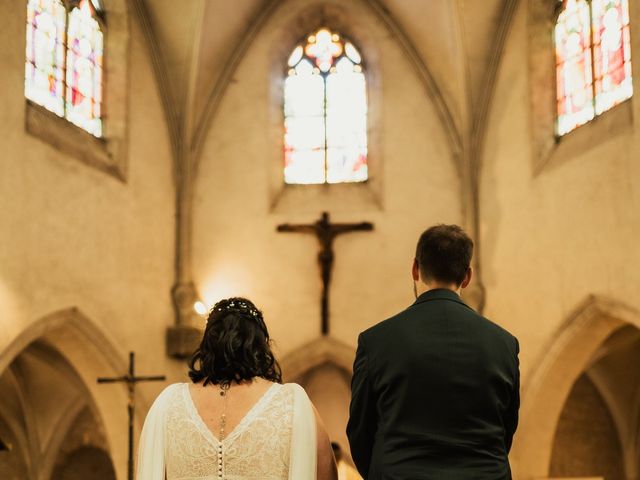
[183,382,279,446]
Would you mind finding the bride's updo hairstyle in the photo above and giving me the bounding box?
[188,297,282,386]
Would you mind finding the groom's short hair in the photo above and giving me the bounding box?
[416,224,473,286]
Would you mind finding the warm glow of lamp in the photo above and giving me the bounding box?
[193,301,208,316]
[201,265,252,310]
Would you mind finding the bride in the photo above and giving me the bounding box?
[137,297,338,480]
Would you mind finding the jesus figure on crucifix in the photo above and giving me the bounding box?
[277,212,374,335]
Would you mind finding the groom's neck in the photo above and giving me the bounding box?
[416,280,461,297]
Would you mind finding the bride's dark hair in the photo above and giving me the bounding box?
[188,297,282,386]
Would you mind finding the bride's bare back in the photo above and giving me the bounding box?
[189,378,274,440]
[142,298,338,479]
[188,379,337,480]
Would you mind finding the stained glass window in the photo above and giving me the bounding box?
[591,0,633,114]
[25,0,67,117]
[65,0,104,137]
[24,0,104,138]
[555,0,633,136]
[284,28,368,184]
[555,0,595,136]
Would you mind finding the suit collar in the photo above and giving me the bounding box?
[412,288,469,308]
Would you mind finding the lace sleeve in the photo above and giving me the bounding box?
[136,384,181,480]
[288,383,317,480]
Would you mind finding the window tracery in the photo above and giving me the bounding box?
[25,0,104,138]
[284,28,368,184]
[555,0,632,136]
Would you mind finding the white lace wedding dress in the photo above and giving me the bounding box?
[136,382,317,480]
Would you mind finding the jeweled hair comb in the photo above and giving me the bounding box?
[212,299,260,318]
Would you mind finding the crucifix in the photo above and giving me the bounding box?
[277,211,374,335]
[97,352,165,480]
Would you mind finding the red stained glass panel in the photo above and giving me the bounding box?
[591,0,633,114]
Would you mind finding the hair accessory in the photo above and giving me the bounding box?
[212,298,261,318]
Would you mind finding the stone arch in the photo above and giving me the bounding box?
[0,412,30,478]
[51,446,116,480]
[280,336,355,382]
[280,337,356,460]
[549,372,626,479]
[512,295,640,479]
[0,308,129,480]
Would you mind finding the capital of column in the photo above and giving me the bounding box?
[167,282,203,359]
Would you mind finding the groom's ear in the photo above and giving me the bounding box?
[412,258,420,282]
[460,267,473,289]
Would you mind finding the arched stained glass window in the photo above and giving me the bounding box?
[25,0,67,117]
[25,0,104,138]
[555,0,632,136]
[284,28,368,184]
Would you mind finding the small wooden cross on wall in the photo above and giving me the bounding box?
[277,211,374,335]
[97,352,165,480]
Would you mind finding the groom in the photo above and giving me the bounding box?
[347,224,519,479]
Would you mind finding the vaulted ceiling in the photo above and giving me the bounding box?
[138,0,513,147]
[132,0,518,310]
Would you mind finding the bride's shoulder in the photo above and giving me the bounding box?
[152,382,187,403]
[161,381,188,393]
[280,382,311,398]
[280,381,303,390]
[142,383,187,419]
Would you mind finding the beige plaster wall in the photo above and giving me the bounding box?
[5,0,636,476]
[480,2,640,477]
[483,0,640,383]
[0,4,182,477]
[192,0,462,360]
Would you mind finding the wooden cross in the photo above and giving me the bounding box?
[97,352,165,480]
[277,212,374,335]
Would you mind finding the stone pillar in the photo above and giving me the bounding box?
[166,282,203,359]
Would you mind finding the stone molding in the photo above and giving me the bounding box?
[166,282,204,358]
[130,0,182,165]
[469,0,520,314]
[0,307,125,376]
[280,336,355,382]
[512,295,640,478]
[0,307,129,480]
[25,101,126,180]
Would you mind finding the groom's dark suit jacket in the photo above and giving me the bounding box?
[347,289,519,480]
